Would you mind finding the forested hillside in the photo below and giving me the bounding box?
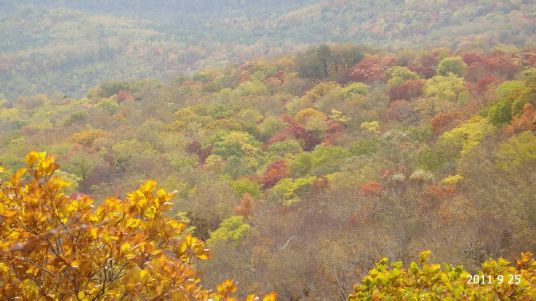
[1,0,535,98]
[1,44,535,299]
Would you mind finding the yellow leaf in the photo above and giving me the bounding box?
[2,209,18,218]
[140,180,157,193]
[71,260,80,268]
[139,269,150,280]
[150,249,162,256]
[517,252,533,268]
[144,206,157,219]
[0,262,8,273]
[66,200,79,213]
[120,243,131,253]
[157,188,167,200]
[25,151,46,166]
[217,279,237,294]
[420,250,432,263]
[197,252,210,260]
[125,218,142,228]
[10,168,27,185]
[263,292,278,301]
[37,156,59,175]
[168,220,185,232]
[89,228,98,239]
[20,279,39,299]
[0,166,5,173]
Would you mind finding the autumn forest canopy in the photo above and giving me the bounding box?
[1,0,535,98]
[1,1,536,300]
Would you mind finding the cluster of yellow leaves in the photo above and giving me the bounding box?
[440,116,494,155]
[0,152,276,301]
[70,129,108,148]
[348,251,536,300]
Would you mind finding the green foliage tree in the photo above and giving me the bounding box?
[296,44,363,79]
[268,176,317,206]
[496,131,536,171]
[296,44,333,79]
[424,73,467,103]
[487,80,530,125]
[350,137,380,156]
[385,66,419,88]
[230,178,262,198]
[267,140,302,157]
[208,216,250,245]
[213,131,261,159]
[488,98,513,125]
[436,56,468,77]
[331,44,364,71]
[341,82,369,100]
[417,73,467,116]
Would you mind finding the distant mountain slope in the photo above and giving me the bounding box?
[1,0,534,98]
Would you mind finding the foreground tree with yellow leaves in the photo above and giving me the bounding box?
[0,152,275,301]
[348,251,536,300]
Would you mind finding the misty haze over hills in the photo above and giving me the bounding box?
[1,1,534,97]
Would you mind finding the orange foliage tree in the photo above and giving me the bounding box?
[260,160,289,189]
[508,103,536,134]
[0,152,275,300]
[234,193,255,219]
[360,181,382,196]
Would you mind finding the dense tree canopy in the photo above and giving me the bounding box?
[1,0,535,98]
[1,45,535,300]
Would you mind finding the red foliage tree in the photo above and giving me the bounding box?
[272,70,286,81]
[350,55,394,84]
[348,212,359,226]
[409,66,436,79]
[283,115,307,139]
[386,99,412,122]
[267,115,322,151]
[431,112,461,133]
[465,52,518,82]
[481,53,518,78]
[388,79,425,101]
[264,76,282,87]
[324,120,343,145]
[420,52,439,68]
[405,52,439,79]
[360,181,382,196]
[423,184,457,202]
[186,141,213,164]
[116,90,134,103]
[507,103,536,134]
[464,63,485,83]
[313,176,329,190]
[526,51,536,66]
[265,130,290,147]
[261,160,289,189]
[303,135,322,151]
[462,52,482,65]
[475,76,499,93]
[337,68,357,84]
